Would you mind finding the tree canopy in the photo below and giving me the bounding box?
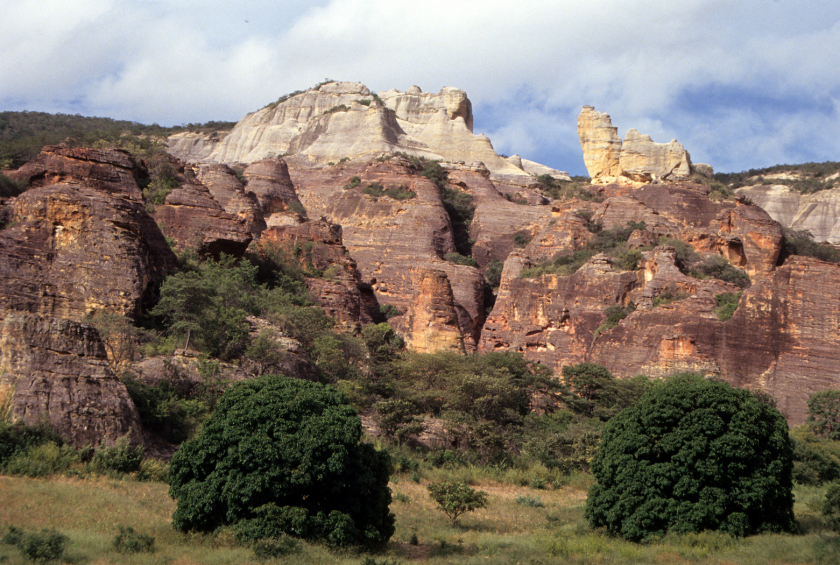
[585,373,797,541]
[167,375,394,547]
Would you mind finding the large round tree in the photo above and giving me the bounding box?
[168,375,394,546]
[585,373,796,541]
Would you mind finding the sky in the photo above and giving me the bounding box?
[3,0,839,176]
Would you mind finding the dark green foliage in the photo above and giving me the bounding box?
[379,303,402,319]
[689,255,751,288]
[586,373,797,541]
[520,221,647,278]
[484,259,503,288]
[2,526,67,563]
[823,485,840,533]
[0,421,63,467]
[113,526,155,554]
[782,228,840,264]
[522,415,602,473]
[375,399,424,445]
[536,174,600,201]
[150,254,259,359]
[0,110,227,169]
[0,173,28,197]
[363,182,417,201]
[659,237,700,266]
[90,435,144,474]
[790,433,840,485]
[426,481,488,525]
[168,375,395,547]
[324,104,350,114]
[443,252,478,267]
[344,176,362,189]
[2,441,80,477]
[808,390,840,439]
[513,232,532,248]
[593,303,635,337]
[713,292,742,321]
[561,364,648,421]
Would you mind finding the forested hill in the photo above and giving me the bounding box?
[0,111,235,169]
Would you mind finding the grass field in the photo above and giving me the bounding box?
[1,472,839,564]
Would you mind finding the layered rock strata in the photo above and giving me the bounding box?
[0,311,142,447]
[399,269,466,354]
[2,147,178,320]
[288,158,484,349]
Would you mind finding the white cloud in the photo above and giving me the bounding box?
[3,0,839,174]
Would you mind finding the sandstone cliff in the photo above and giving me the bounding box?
[168,81,559,181]
[578,106,692,184]
[3,146,178,320]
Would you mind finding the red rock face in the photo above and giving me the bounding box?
[1,148,177,321]
[258,218,379,332]
[243,159,303,214]
[0,311,142,447]
[288,158,485,349]
[398,268,466,354]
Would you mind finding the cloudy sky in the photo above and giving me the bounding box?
[4,0,839,176]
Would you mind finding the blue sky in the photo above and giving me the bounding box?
[3,0,839,176]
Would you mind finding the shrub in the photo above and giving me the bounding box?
[714,292,742,321]
[363,182,416,201]
[444,252,478,267]
[823,485,840,533]
[3,441,79,477]
[90,435,144,475]
[168,375,395,547]
[689,255,751,288]
[252,536,300,559]
[113,526,155,554]
[808,389,840,439]
[513,232,532,248]
[344,176,362,189]
[783,228,840,264]
[0,421,64,467]
[515,495,545,507]
[427,481,488,525]
[14,528,67,563]
[586,373,797,541]
[484,259,503,288]
[0,173,28,197]
[593,303,635,337]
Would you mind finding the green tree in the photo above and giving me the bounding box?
[807,389,840,440]
[822,484,840,533]
[585,373,797,541]
[426,481,488,526]
[167,375,394,547]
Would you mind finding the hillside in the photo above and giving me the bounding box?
[1,84,839,449]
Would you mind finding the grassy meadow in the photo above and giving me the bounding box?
[1,469,839,565]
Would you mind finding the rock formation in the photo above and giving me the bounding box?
[288,157,485,350]
[168,82,558,181]
[578,106,692,184]
[2,146,178,320]
[257,217,380,333]
[399,269,466,354]
[736,184,840,244]
[0,310,143,447]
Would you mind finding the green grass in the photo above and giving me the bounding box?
[0,474,838,564]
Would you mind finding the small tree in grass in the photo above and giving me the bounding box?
[823,484,840,532]
[427,481,488,526]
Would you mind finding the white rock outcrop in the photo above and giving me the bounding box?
[168,82,561,179]
[578,106,692,184]
[736,184,840,244]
